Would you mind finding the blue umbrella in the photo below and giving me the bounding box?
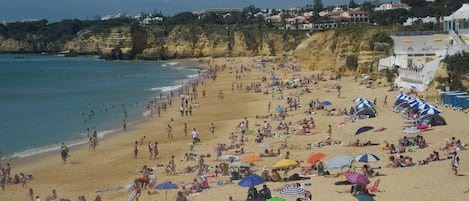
[154,182,179,201]
[238,174,265,187]
[322,101,332,106]
[420,108,441,115]
[325,155,354,169]
[355,126,374,135]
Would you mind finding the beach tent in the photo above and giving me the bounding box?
[355,107,377,118]
[420,114,447,126]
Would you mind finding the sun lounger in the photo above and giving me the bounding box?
[403,127,420,134]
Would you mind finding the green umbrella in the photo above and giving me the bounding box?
[267,197,286,201]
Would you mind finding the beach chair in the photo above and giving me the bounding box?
[403,127,420,134]
[368,179,381,192]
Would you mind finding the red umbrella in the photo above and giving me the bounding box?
[307,153,326,164]
[344,172,370,185]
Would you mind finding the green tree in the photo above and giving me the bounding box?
[346,55,359,70]
[443,52,469,90]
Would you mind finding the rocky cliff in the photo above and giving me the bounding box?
[0,25,392,73]
[293,27,391,74]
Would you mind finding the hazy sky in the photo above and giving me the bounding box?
[1,0,367,22]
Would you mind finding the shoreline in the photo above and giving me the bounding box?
[0,58,204,161]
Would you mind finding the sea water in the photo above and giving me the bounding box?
[0,54,199,159]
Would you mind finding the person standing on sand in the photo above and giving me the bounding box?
[169,155,176,175]
[123,119,127,132]
[28,188,34,201]
[153,142,159,159]
[167,124,173,139]
[184,123,188,136]
[383,95,388,108]
[268,101,271,113]
[148,141,154,159]
[209,122,216,135]
[451,151,460,175]
[60,143,69,164]
[133,141,138,159]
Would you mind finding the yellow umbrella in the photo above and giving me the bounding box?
[272,159,299,170]
[402,39,412,43]
[434,38,443,42]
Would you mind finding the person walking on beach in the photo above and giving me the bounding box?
[383,95,388,108]
[192,128,199,144]
[209,123,216,135]
[167,124,173,139]
[123,119,127,132]
[268,101,271,113]
[169,155,176,175]
[184,123,188,136]
[451,151,460,175]
[153,142,159,159]
[60,143,69,164]
[133,141,138,159]
[148,141,154,159]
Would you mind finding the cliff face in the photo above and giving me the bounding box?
[0,25,392,73]
[293,28,391,74]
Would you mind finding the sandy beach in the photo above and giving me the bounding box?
[1,56,468,201]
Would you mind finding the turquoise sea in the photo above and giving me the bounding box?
[0,54,199,159]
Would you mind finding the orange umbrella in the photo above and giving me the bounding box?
[242,155,263,163]
[307,153,326,164]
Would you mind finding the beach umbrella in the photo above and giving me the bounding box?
[218,155,240,162]
[242,155,263,163]
[272,159,299,170]
[238,174,265,187]
[154,181,179,201]
[321,101,332,107]
[418,103,437,110]
[307,152,326,164]
[355,126,374,135]
[354,153,381,163]
[354,194,376,201]
[325,155,354,170]
[267,197,286,201]
[229,161,251,168]
[353,98,373,104]
[355,102,372,110]
[396,94,412,101]
[279,186,307,197]
[258,143,274,149]
[420,108,441,115]
[344,172,370,185]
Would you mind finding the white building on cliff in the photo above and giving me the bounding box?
[378,4,469,92]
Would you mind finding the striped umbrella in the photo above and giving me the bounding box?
[354,153,381,163]
[418,103,437,110]
[355,102,372,109]
[353,98,373,104]
[396,94,412,101]
[279,186,307,197]
[420,108,441,115]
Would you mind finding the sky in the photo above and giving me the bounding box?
[1,0,367,22]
